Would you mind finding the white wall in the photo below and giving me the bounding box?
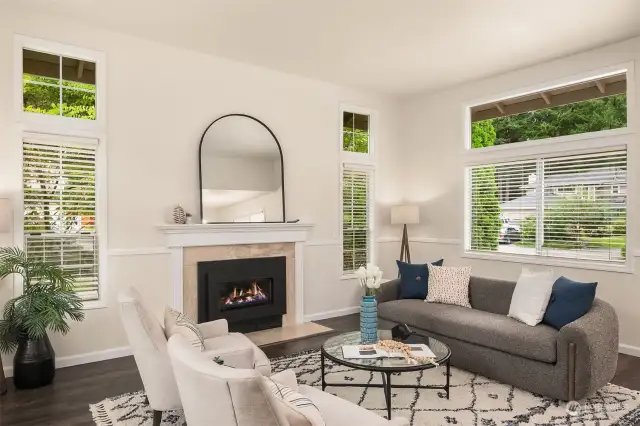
[398,36,640,354]
[0,5,403,369]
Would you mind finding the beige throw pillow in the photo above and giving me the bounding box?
[425,264,472,308]
[263,377,325,426]
[164,307,205,351]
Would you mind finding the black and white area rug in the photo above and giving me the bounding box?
[90,349,640,426]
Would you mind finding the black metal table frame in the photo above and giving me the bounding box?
[320,347,451,420]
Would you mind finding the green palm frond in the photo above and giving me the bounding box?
[0,246,85,353]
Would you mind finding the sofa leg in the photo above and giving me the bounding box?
[153,410,162,426]
[568,342,576,401]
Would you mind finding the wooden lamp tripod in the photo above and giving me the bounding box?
[391,205,420,265]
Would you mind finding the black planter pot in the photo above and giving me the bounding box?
[13,334,55,389]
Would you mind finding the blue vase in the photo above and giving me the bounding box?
[360,296,378,344]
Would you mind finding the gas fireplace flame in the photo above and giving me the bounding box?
[222,281,268,306]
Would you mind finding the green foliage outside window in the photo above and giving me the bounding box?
[478,94,626,146]
[343,112,369,153]
[520,199,626,252]
[23,75,96,120]
[470,121,501,251]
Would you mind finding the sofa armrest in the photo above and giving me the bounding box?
[197,319,229,339]
[557,299,618,399]
[376,279,400,304]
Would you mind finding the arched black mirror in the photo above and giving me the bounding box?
[199,114,285,223]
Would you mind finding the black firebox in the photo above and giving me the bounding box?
[197,256,287,333]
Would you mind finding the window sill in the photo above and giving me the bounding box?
[340,274,357,280]
[461,251,633,274]
[81,300,108,310]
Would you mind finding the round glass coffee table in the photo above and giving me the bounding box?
[321,330,451,419]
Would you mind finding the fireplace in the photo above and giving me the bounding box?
[197,256,287,333]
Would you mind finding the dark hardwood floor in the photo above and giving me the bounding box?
[1,314,639,425]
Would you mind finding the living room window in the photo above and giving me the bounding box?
[341,105,375,275]
[16,36,107,307]
[23,138,102,302]
[22,48,97,120]
[15,36,105,130]
[464,68,631,269]
[342,167,373,273]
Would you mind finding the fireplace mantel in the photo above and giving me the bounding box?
[158,222,313,325]
[158,223,313,247]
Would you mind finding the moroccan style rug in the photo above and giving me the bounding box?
[90,349,640,426]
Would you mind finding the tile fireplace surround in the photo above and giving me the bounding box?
[158,223,314,328]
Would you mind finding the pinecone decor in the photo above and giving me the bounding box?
[173,205,187,224]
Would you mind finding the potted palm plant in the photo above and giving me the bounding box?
[0,247,85,389]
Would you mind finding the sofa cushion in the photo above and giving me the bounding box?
[469,277,516,315]
[378,300,558,363]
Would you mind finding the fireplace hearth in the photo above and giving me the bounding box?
[197,256,286,333]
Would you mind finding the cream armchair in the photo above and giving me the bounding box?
[167,334,408,426]
[118,287,271,426]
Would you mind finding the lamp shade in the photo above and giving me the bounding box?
[0,199,11,233]
[391,205,419,225]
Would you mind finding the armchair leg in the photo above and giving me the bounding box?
[153,410,162,426]
[568,342,576,401]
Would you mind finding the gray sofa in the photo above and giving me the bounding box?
[376,276,619,401]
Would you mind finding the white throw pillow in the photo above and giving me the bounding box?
[425,264,472,308]
[164,306,205,351]
[263,377,325,426]
[508,268,555,326]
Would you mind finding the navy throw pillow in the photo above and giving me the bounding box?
[542,276,597,330]
[397,259,444,300]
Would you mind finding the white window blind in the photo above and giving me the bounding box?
[23,140,100,301]
[342,168,372,273]
[468,150,627,263]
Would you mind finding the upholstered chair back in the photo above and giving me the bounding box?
[118,287,181,411]
[167,334,288,426]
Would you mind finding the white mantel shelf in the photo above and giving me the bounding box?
[158,223,314,248]
[157,222,313,324]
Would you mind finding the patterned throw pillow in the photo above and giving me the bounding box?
[164,307,205,351]
[425,264,472,308]
[263,378,325,426]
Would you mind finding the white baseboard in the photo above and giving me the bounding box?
[619,344,640,358]
[305,306,359,322]
[3,345,131,377]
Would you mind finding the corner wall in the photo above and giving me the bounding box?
[398,36,640,354]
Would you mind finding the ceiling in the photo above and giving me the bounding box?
[14,0,640,95]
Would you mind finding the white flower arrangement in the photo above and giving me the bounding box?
[355,263,383,297]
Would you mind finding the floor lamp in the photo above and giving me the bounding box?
[391,205,419,264]
[0,198,12,396]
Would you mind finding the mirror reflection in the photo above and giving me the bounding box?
[199,115,284,223]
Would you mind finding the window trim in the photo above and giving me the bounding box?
[463,62,636,151]
[339,103,376,164]
[13,35,108,309]
[14,35,107,133]
[339,103,376,278]
[18,132,109,309]
[462,64,635,273]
